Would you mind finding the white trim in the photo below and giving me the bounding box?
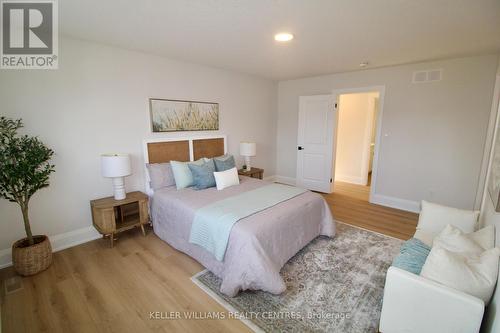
[274,175,296,186]
[370,193,421,213]
[143,134,227,196]
[0,248,11,269]
[334,174,365,185]
[274,175,419,213]
[0,225,101,269]
[331,85,386,204]
[191,270,263,333]
[479,74,500,212]
[188,140,195,161]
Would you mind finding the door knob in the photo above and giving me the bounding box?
[298,146,304,150]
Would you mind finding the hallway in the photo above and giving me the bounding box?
[322,180,418,240]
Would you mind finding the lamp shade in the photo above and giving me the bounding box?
[240,142,256,157]
[101,154,132,178]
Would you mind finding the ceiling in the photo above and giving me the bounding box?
[61,0,500,80]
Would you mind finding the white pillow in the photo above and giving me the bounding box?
[213,167,239,190]
[414,201,480,246]
[432,224,494,256]
[420,245,500,303]
[469,225,495,250]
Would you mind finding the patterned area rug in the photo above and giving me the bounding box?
[192,223,403,333]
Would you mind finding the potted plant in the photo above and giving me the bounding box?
[0,116,55,276]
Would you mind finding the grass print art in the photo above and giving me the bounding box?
[150,99,219,132]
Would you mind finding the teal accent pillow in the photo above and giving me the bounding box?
[188,159,216,190]
[170,159,205,189]
[214,154,236,172]
[392,238,431,275]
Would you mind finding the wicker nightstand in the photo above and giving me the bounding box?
[238,167,264,180]
[90,191,149,247]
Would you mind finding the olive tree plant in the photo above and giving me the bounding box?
[0,117,55,246]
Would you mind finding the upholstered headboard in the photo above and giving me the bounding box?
[143,135,227,194]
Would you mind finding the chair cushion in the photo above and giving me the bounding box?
[420,245,500,304]
[188,159,216,190]
[392,238,431,275]
[414,201,480,246]
[433,224,494,256]
[420,224,498,304]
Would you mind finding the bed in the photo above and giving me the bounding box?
[144,136,335,297]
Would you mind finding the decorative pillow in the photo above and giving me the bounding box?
[213,154,236,172]
[392,238,431,275]
[213,167,239,190]
[468,225,495,250]
[146,162,175,190]
[188,159,216,190]
[420,245,500,303]
[432,224,494,256]
[414,201,480,246]
[170,159,205,189]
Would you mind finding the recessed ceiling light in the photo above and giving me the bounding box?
[274,33,294,42]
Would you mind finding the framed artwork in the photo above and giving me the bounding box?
[149,98,219,132]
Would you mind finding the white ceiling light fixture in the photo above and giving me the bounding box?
[274,32,294,42]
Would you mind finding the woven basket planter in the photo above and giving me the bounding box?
[12,235,52,276]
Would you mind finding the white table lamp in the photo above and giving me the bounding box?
[101,154,132,200]
[240,142,256,172]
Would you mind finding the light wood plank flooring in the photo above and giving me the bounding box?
[324,180,418,240]
[1,183,418,333]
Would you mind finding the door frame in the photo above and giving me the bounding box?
[331,85,386,203]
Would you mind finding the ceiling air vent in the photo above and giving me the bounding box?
[412,69,443,83]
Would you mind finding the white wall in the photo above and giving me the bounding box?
[335,92,377,185]
[277,55,499,212]
[0,37,277,266]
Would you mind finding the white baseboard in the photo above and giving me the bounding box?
[335,174,366,185]
[0,226,101,269]
[274,175,296,186]
[269,175,420,213]
[370,193,421,213]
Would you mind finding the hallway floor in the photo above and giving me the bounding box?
[322,180,418,240]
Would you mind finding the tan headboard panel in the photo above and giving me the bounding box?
[193,138,225,160]
[147,141,190,163]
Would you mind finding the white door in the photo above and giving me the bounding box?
[296,95,337,193]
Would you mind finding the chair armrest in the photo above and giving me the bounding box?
[379,266,484,333]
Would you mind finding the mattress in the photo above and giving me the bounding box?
[151,176,335,296]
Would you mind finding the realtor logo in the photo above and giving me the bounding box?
[1,0,58,69]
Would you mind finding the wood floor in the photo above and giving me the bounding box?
[324,180,418,240]
[1,182,418,333]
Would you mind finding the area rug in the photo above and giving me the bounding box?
[191,222,403,333]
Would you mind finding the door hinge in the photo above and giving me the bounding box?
[334,103,338,109]
[330,178,333,183]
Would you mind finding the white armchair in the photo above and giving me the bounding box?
[379,266,484,333]
[379,201,484,333]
